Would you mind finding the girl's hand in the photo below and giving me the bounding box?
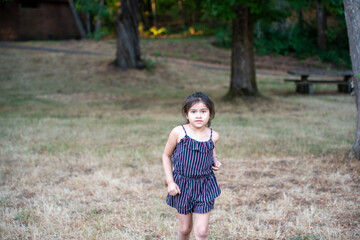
[212,158,222,171]
[167,181,181,196]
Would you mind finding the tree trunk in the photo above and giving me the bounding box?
[278,0,286,34]
[151,0,157,27]
[316,0,327,50]
[225,5,258,99]
[114,0,145,70]
[343,0,360,159]
[95,0,105,32]
[298,9,304,29]
[178,0,185,29]
[68,0,86,38]
[86,12,92,34]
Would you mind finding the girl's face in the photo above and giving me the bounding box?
[186,101,210,129]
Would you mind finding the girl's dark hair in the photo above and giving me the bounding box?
[182,92,215,127]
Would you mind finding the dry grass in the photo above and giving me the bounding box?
[0,40,359,240]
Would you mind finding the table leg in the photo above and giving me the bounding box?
[296,83,313,94]
[338,75,352,93]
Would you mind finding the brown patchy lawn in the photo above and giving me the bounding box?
[0,39,359,239]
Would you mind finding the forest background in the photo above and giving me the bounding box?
[76,0,350,69]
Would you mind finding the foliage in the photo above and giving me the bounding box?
[144,57,162,72]
[212,26,232,49]
[76,0,120,40]
[149,27,167,37]
[202,0,284,22]
[254,22,350,67]
[207,0,350,68]
[72,0,350,67]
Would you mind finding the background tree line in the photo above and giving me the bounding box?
[75,0,350,68]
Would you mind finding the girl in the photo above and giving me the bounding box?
[162,92,222,240]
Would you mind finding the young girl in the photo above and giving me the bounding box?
[162,92,222,240]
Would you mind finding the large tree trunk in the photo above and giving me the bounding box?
[316,0,327,50]
[68,0,86,39]
[114,0,145,70]
[226,5,258,99]
[344,0,360,159]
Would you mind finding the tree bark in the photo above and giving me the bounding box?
[316,0,327,50]
[344,0,360,159]
[226,5,258,99]
[151,0,157,27]
[114,0,145,69]
[95,0,105,32]
[86,12,92,34]
[278,0,286,34]
[68,0,86,38]
[178,0,185,29]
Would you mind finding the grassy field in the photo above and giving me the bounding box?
[0,39,359,239]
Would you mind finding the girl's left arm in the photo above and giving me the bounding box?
[212,130,222,171]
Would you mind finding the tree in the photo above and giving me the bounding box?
[343,0,360,158]
[68,0,86,38]
[114,0,145,69]
[204,0,280,98]
[227,4,258,98]
[316,0,327,50]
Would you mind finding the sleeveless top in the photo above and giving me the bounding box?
[172,125,215,178]
[166,125,221,213]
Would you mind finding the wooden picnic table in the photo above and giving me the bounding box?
[285,70,353,94]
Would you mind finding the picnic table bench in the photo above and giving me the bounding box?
[284,70,353,94]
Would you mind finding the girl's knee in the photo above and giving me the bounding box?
[194,226,208,239]
[179,224,192,236]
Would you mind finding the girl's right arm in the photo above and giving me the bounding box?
[162,127,181,196]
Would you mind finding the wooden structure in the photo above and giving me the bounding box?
[285,70,353,94]
[0,0,81,40]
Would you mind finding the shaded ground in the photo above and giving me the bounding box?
[1,37,342,75]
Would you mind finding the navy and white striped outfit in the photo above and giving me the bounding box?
[166,125,221,214]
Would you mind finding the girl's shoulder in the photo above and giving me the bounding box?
[211,128,220,144]
[170,125,187,143]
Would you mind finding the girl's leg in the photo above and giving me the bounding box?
[178,213,193,240]
[193,212,211,240]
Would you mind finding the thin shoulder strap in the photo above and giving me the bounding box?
[181,125,188,135]
[210,128,213,140]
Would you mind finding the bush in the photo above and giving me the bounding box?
[212,26,232,49]
[213,20,351,68]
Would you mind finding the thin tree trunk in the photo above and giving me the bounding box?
[225,5,258,99]
[95,0,105,31]
[86,12,91,34]
[178,0,185,29]
[316,0,327,50]
[298,9,304,29]
[146,0,152,29]
[68,0,86,38]
[114,0,144,69]
[151,0,157,27]
[343,0,360,159]
[278,0,285,34]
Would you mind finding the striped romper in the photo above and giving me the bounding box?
[166,125,221,214]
